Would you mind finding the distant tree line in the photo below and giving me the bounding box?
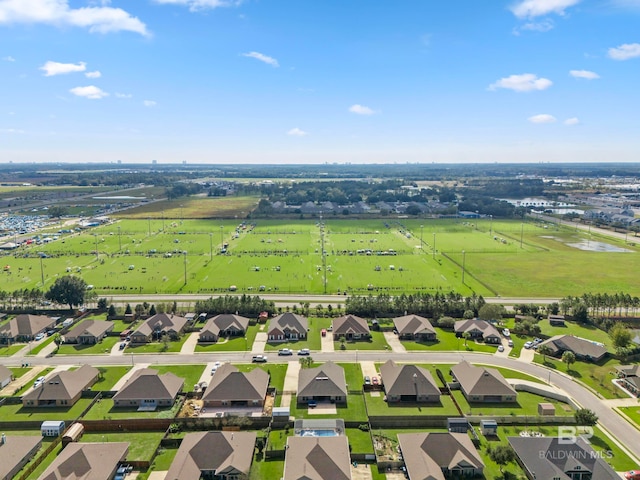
[560,292,640,323]
[345,292,485,318]
[195,294,276,316]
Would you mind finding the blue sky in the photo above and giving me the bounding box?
[1,0,639,164]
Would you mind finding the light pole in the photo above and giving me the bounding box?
[40,255,44,287]
[489,215,493,236]
[94,234,99,261]
[183,251,187,285]
[209,233,213,260]
[461,250,466,284]
[420,225,423,249]
[432,232,436,260]
[520,222,524,249]
[117,226,121,251]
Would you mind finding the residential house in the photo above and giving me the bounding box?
[616,364,640,396]
[0,365,12,389]
[297,362,347,405]
[393,314,436,341]
[398,432,484,479]
[198,314,250,343]
[454,319,502,344]
[112,368,183,409]
[64,319,113,344]
[202,363,269,409]
[267,313,308,342]
[0,314,55,344]
[37,442,129,480]
[538,335,608,362]
[0,434,42,480]
[283,436,352,480]
[129,313,188,343]
[508,436,619,480]
[166,431,256,480]
[548,314,566,326]
[332,315,370,341]
[379,360,440,403]
[23,365,99,408]
[450,361,517,403]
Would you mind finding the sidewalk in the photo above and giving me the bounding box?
[0,365,47,396]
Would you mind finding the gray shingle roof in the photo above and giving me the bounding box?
[454,319,501,340]
[23,364,98,402]
[297,362,347,398]
[65,320,113,342]
[0,435,42,479]
[0,314,55,337]
[539,335,608,360]
[113,368,183,402]
[132,313,188,338]
[283,436,352,480]
[202,363,268,403]
[200,314,250,338]
[450,361,516,398]
[332,315,370,336]
[268,313,308,335]
[38,442,129,480]
[379,360,440,397]
[393,314,435,336]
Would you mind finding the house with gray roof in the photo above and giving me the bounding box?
[0,434,42,480]
[199,314,250,343]
[380,360,440,403]
[23,365,99,408]
[283,436,352,480]
[267,312,308,342]
[112,368,183,409]
[393,314,436,341]
[332,315,370,341]
[202,363,269,408]
[450,361,516,403]
[38,442,129,480]
[616,364,640,396]
[454,319,502,344]
[398,432,484,480]
[64,319,113,344]
[129,313,188,343]
[538,335,608,362]
[0,365,12,389]
[0,314,56,344]
[297,362,347,405]
[165,431,256,480]
[508,436,619,480]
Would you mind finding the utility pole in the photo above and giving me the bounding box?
[461,250,466,284]
[40,256,44,287]
[209,233,213,260]
[433,232,436,260]
[118,226,122,251]
[94,234,99,261]
[183,251,187,285]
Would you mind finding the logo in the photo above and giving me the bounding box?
[557,426,594,444]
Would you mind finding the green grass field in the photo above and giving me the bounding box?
[1,217,639,297]
[92,366,132,390]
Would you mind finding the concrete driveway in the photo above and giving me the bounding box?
[252,333,267,353]
[180,332,200,354]
[321,332,334,352]
[281,360,301,408]
[383,332,406,353]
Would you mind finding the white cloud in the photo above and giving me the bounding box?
[569,69,599,79]
[287,127,308,136]
[510,0,581,18]
[115,92,132,98]
[564,117,580,125]
[241,51,279,67]
[528,113,557,123]
[0,0,149,36]
[143,100,157,107]
[69,85,108,99]
[513,19,554,34]
[2,55,15,62]
[40,60,86,76]
[608,43,640,60]
[85,70,101,78]
[152,0,239,12]
[349,104,376,115]
[0,128,25,134]
[489,73,552,92]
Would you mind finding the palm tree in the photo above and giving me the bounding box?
[537,344,552,363]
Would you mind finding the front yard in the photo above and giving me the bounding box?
[126,334,190,353]
[57,336,120,355]
[334,331,390,351]
[401,327,499,353]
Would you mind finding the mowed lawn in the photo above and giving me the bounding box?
[402,327,499,353]
[195,324,259,353]
[57,336,120,355]
[92,366,132,391]
[81,431,164,461]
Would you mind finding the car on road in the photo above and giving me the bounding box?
[364,376,371,385]
[502,328,510,337]
[297,348,310,356]
[252,355,268,363]
[34,333,45,341]
[278,348,293,356]
[498,345,505,352]
[524,341,533,349]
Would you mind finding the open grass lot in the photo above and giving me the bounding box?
[2,217,639,296]
[0,398,94,421]
[195,324,259,352]
[83,397,182,420]
[533,354,624,399]
[402,327,498,353]
[346,427,374,453]
[150,364,206,390]
[57,336,120,355]
[289,393,368,422]
[92,366,132,390]
[114,195,259,219]
[538,318,611,347]
[126,335,189,354]
[334,331,390,351]
[235,363,288,392]
[82,431,164,461]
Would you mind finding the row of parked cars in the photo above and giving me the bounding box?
[524,337,544,349]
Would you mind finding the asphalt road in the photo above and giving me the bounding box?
[3,350,639,463]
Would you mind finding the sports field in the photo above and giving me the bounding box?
[0,217,637,297]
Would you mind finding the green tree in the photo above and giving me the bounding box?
[107,304,117,318]
[44,275,87,310]
[575,408,598,426]
[478,303,505,322]
[609,321,632,353]
[488,444,515,473]
[97,297,108,310]
[562,350,576,371]
[47,205,69,218]
[463,331,472,347]
[125,303,132,315]
[149,304,157,316]
[537,343,553,363]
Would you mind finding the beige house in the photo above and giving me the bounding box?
[198,314,250,343]
[454,319,502,344]
[129,313,188,343]
[22,365,99,408]
[166,431,256,480]
[450,361,516,403]
[332,315,370,341]
[538,335,608,362]
[0,435,42,480]
[267,313,308,342]
[0,314,55,344]
[112,368,183,409]
[64,319,113,344]
[393,314,436,341]
[202,363,268,408]
[283,436,352,480]
[38,442,129,480]
[380,360,440,403]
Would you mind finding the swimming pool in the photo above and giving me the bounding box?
[300,429,338,437]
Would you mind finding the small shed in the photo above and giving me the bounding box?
[480,419,498,436]
[272,406,290,418]
[41,420,65,437]
[538,402,556,416]
[548,314,565,326]
[62,423,84,447]
[447,418,469,433]
[185,313,196,322]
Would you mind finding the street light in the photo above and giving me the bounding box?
[420,225,423,249]
[461,250,466,284]
[489,215,493,236]
[209,233,213,260]
[117,226,122,251]
[432,232,436,260]
[183,251,187,285]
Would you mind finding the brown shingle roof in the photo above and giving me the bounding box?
[0,365,12,383]
[539,335,608,360]
[393,315,435,336]
[379,360,440,398]
[38,442,129,480]
[332,315,370,336]
[297,362,347,398]
[454,319,501,340]
[23,365,98,403]
[0,435,42,480]
[450,361,516,398]
[113,368,183,402]
[0,314,55,338]
[202,363,268,403]
[283,436,352,480]
[165,431,256,480]
[200,314,250,339]
[132,313,188,338]
[65,320,113,342]
[268,312,308,335]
